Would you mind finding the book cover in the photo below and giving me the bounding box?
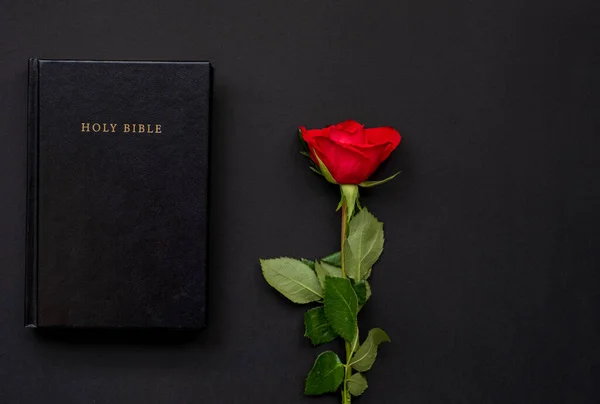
[26,59,212,329]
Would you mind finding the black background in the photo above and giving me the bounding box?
[1,0,599,403]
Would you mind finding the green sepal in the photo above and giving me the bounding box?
[304,306,338,346]
[340,184,359,219]
[298,128,309,154]
[323,277,358,342]
[260,258,323,304]
[348,373,368,396]
[356,197,363,211]
[313,151,337,184]
[304,351,345,395]
[350,328,391,372]
[309,166,323,176]
[321,251,342,267]
[358,172,400,188]
[298,129,322,175]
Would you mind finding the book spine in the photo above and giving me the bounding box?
[204,63,213,328]
[25,58,39,327]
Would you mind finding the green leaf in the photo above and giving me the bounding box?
[304,351,345,395]
[356,281,371,312]
[313,151,337,184]
[358,172,400,188]
[353,281,368,306]
[344,209,384,282]
[301,258,315,270]
[322,251,342,267]
[323,277,358,342]
[348,373,368,396]
[350,328,391,372]
[340,184,359,219]
[260,258,322,304]
[304,307,338,346]
[315,261,342,288]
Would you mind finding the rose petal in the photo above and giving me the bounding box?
[365,127,401,146]
[329,122,366,144]
[364,127,401,161]
[333,120,364,133]
[301,127,329,164]
[301,126,330,143]
[301,123,401,184]
[312,137,383,184]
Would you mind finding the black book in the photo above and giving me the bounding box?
[26,59,212,329]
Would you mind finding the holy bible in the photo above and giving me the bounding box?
[26,59,212,329]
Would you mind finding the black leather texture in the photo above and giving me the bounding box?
[27,59,212,329]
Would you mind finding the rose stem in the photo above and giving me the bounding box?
[341,200,347,278]
[340,200,352,404]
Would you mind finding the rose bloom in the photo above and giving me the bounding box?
[300,120,401,184]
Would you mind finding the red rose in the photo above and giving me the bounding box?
[300,120,401,184]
